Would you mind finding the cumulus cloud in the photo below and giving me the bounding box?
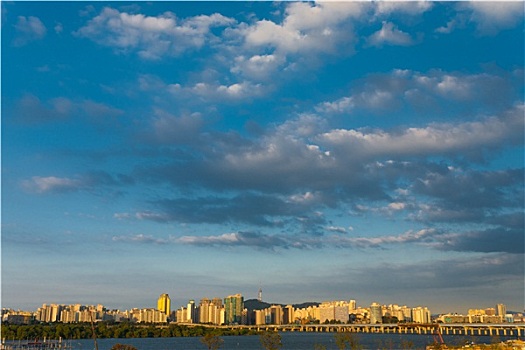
[131,103,523,236]
[318,105,524,160]
[465,2,524,35]
[168,80,267,102]
[317,68,518,115]
[240,2,364,55]
[374,1,433,17]
[76,7,235,59]
[13,15,46,46]
[230,54,286,81]
[367,21,415,47]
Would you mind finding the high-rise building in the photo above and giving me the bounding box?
[412,307,431,324]
[270,305,283,325]
[187,300,196,323]
[157,294,171,316]
[348,300,356,312]
[199,298,211,324]
[283,305,294,324]
[370,302,382,324]
[497,304,507,322]
[224,294,244,325]
[496,304,507,316]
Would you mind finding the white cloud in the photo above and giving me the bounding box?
[326,226,347,234]
[466,2,524,35]
[367,21,414,47]
[22,176,83,194]
[316,89,394,114]
[435,75,471,98]
[76,7,235,59]
[318,105,524,159]
[182,80,266,101]
[231,54,286,81]
[135,211,169,222]
[347,228,439,247]
[177,231,292,250]
[388,202,406,211]
[13,15,46,46]
[112,234,171,245]
[241,2,364,55]
[374,1,433,16]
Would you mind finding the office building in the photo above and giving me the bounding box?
[157,294,171,316]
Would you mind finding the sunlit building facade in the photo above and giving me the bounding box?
[157,293,171,317]
[224,294,244,324]
[370,302,382,324]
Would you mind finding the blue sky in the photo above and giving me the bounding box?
[2,1,524,314]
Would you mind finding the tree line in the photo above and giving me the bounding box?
[0,322,258,341]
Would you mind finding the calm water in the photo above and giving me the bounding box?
[72,332,514,350]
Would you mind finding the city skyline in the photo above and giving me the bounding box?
[2,1,524,314]
[3,294,519,326]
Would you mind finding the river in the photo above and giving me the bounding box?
[71,332,514,349]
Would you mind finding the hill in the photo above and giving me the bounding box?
[244,299,320,311]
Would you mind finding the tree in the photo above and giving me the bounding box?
[334,332,362,350]
[200,333,224,350]
[259,331,282,350]
[110,344,137,350]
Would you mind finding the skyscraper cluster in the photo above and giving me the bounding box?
[2,295,519,326]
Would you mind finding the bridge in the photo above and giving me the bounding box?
[201,323,525,337]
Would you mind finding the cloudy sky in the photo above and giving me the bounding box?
[2,1,524,314]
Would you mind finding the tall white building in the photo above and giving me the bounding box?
[496,304,507,317]
[370,302,382,324]
[412,307,431,324]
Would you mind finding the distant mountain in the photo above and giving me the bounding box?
[292,302,320,309]
[244,299,320,311]
[244,299,271,311]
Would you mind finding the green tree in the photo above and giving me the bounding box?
[334,332,362,350]
[259,331,282,350]
[200,333,224,350]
